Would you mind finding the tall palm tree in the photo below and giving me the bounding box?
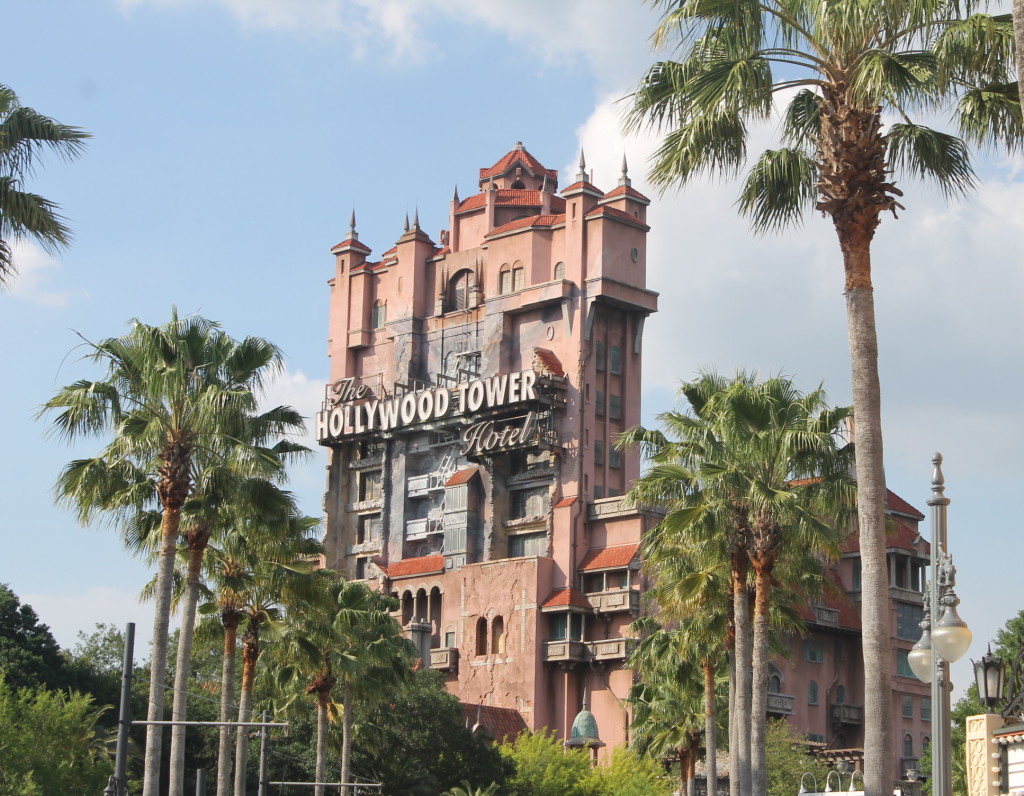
[622,371,853,795]
[626,5,1014,789]
[40,311,285,796]
[0,84,89,285]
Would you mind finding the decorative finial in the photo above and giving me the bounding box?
[541,174,548,193]
[403,212,410,233]
[453,184,460,203]
[619,154,631,187]
[577,149,587,182]
[413,207,420,230]
[929,452,949,507]
[349,209,358,240]
[515,140,524,150]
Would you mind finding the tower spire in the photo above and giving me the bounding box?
[576,149,587,182]
[403,211,410,233]
[349,209,358,240]
[618,154,631,187]
[413,207,420,230]
[453,184,460,204]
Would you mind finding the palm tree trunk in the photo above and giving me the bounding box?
[341,679,353,796]
[315,691,330,796]
[846,277,893,795]
[216,617,240,796]
[678,746,688,796]
[729,649,738,796]
[732,568,752,796]
[749,568,771,796]
[142,508,182,796]
[688,737,698,796]
[1013,0,1024,106]
[169,536,207,796]
[232,642,257,796]
[704,660,718,796]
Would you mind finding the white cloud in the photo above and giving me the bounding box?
[116,0,658,80]
[5,240,88,308]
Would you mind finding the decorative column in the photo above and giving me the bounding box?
[965,713,1005,796]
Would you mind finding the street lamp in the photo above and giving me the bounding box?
[909,453,971,796]
[972,646,1006,711]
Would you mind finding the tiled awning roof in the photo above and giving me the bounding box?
[579,543,640,571]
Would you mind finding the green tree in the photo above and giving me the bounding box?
[623,372,853,794]
[587,746,674,796]
[500,728,596,796]
[763,719,830,796]
[0,84,88,286]
[626,5,1016,791]
[41,311,289,796]
[0,584,69,692]
[0,678,113,796]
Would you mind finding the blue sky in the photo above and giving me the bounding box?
[3,0,1022,696]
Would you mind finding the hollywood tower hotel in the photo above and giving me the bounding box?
[316,143,659,751]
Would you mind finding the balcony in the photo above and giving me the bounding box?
[587,589,640,615]
[544,640,589,664]
[349,454,383,470]
[406,515,442,541]
[429,647,458,673]
[345,498,383,513]
[812,605,839,627]
[831,704,864,725]
[767,693,795,716]
[589,638,636,662]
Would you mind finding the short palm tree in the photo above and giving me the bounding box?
[40,311,286,796]
[625,6,1015,788]
[0,84,89,285]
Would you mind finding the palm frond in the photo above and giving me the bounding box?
[886,122,976,196]
[738,147,818,233]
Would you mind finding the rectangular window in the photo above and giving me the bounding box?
[897,648,914,678]
[803,640,825,664]
[445,631,456,648]
[510,486,548,519]
[595,391,605,418]
[608,488,620,498]
[583,573,605,593]
[371,302,386,329]
[594,440,605,466]
[896,603,924,641]
[355,557,368,580]
[609,394,622,420]
[357,514,381,544]
[500,270,512,295]
[852,559,862,591]
[595,341,606,372]
[551,614,567,640]
[921,696,931,721]
[610,345,621,375]
[593,486,604,500]
[359,470,382,501]
[609,448,622,469]
[508,531,547,557]
[902,694,914,718]
[513,267,525,292]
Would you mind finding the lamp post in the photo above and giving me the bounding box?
[907,454,972,796]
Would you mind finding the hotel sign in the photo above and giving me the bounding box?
[317,369,539,444]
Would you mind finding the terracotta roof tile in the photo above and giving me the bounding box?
[331,238,372,254]
[479,146,557,181]
[494,189,543,206]
[887,489,925,519]
[485,213,565,238]
[445,467,478,487]
[455,194,487,213]
[583,205,650,229]
[603,184,650,203]
[382,554,445,579]
[840,517,928,555]
[532,347,564,378]
[797,568,862,630]
[381,246,397,257]
[562,180,604,196]
[541,587,592,610]
[461,703,528,743]
[579,543,641,571]
[554,496,577,508]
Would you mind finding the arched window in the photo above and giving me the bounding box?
[510,178,525,189]
[836,685,846,704]
[768,664,782,694]
[903,734,913,758]
[554,261,565,280]
[371,300,386,329]
[499,265,512,295]
[512,263,525,292]
[491,615,505,655]
[446,269,476,312]
[922,735,930,752]
[808,680,819,705]
[475,617,487,655]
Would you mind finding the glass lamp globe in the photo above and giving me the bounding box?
[908,631,934,683]
[932,604,972,663]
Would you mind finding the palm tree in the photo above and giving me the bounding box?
[626,5,1014,789]
[0,84,89,285]
[622,371,853,795]
[40,311,286,796]
[275,580,415,796]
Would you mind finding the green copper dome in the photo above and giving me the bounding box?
[570,708,599,741]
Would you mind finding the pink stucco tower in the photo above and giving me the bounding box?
[317,143,659,751]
